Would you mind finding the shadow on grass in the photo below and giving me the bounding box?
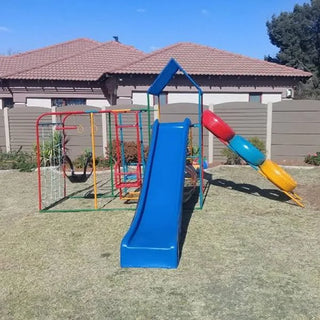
[41,183,95,211]
[179,186,201,261]
[204,171,291,203]
[41,177,117,211]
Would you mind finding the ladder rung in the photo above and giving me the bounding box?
[122,192,140,200]
[116,124,138,129]
[115,171,140,177]
[116,181,141,188]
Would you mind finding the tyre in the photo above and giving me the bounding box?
[228,135,266,166]
[202,110,235,142]
[259,159,297,192]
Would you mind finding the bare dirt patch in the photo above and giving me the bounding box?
[295,184,320,211]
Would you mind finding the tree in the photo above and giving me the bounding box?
[266,0,320,99]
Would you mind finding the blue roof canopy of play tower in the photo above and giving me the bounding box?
[147,58,203,96]
[146,58,204,209]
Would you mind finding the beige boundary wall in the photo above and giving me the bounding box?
[0,108,5,151]
[210,102,268,162]
[271,100,320,162]
[0,104,150,159]
[157,100,320,164]
[0,101,319,163]
[210,100,320,163]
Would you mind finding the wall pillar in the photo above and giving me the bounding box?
[3,107,11,152]
[208,104,214,164]
[51,106,57,135]
[266,102,273,159]
[153,104,159,121]
[101,105,108,157]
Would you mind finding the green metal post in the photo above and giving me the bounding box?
[198,92,204,208]
[147,93,151,143]
[138,111,146,169]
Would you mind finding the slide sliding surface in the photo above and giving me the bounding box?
[121,118,191,268]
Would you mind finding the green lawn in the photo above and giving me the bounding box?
[1,166,319,320]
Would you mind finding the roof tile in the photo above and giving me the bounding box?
[0,40,312,81]
[0,38,101,78]
[3,41,146,81]
[113,42,311,77]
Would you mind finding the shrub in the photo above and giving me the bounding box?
[37,131,65,166]
[221,136,266,165]
[106,140,148,165]
[66,148,112,171]
[221,148,242,165]
[95,156,111,168]
[72,149,92,169]
[248,136,266,153]
[190,145,200,157]
[0,147,37,172]
[304,152,320,166]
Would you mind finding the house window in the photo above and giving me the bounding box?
[154,92,168,105]
[249,93,262,103]
[3,98,14,108]
[52,98,86,107]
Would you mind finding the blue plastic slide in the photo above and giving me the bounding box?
[120,118,191,268]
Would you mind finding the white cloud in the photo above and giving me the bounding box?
[149,46,160,51]
[201,9,209,16]
[0,26,10,32]
[136,8,146,13]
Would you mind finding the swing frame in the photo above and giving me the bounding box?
[35,108,150,212]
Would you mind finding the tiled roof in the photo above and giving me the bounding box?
[112,42,312,78]
[0,55,10,76]
[0,40,312,81]
[4,41,146,81]
[0,38,101,78]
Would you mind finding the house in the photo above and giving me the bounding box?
[0,38,147,109]
[111,42,311,105]
[0,38,312,110]
[0,38,318,164]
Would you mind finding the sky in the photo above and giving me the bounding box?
[0,0,310,59]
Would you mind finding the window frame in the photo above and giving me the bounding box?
[3,98,14,109]
[153,92,168,105]
[249,93,262,103]
[51,98,86,107]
